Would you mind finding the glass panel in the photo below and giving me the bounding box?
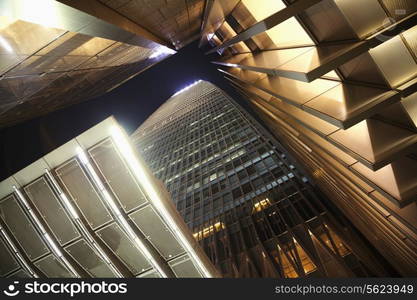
[55,159,113,229]
[0,237,19,276]
[97,223,150,275]
[24,177,80,245]
[168,255,201,278]
[7,269,31,278]
[129,206,184,259]
[0,196,48,261]
[34,254,74,278]
[65,239,115,277]
[89,139,148,212]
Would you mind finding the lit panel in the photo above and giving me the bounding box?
[65,239,115,277]
[303,84,400,128]
[0,237,19,276]
[129,206,184,259]
[89,139,148,212]
[24,177,80,246]
[0,196,48,261]
[370,35,417,88]
[97,223,151,275]
[328,119,417,169]
[242,0,286,21]
[55,159,113,229]
[34,254,75,278]
[200,0,240,45]
[334,0,388,38]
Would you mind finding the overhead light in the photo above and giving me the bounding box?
[149,46,176,59]
[172,80,202,97]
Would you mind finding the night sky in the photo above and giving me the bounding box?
[0,41,244,180]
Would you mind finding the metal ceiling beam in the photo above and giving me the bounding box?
[206,0,323,54]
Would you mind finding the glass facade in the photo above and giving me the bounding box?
[132,81,387,278]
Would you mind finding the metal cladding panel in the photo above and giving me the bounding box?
[0,196,48,261]
[65,239,114,277]
[24,177,80,246]
[169,255,201,278]
[34,254,74,278]
[89,139,148,212]
[96,222,151,275]
[7,269,31,278]
[0,237,19,276]
[129,205,185,260]
[55,159,113,229]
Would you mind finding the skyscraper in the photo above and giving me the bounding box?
[132,80,389,278]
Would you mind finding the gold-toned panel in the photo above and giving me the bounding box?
[370,34,417,88]
[255,75,339,106]
[303,84,399,128]
[351,158,417,204]
[200,0,240,44]
[329,119,417,168]
[334,0,388,39]
[381,0,417,20]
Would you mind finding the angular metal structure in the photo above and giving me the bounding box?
[132,80,390,278]
[0,117,219,278]
[201,0,417,276]
[1,0,200,128]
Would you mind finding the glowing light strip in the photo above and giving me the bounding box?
[172,80,202,97]
[44,169,123,278]
[13,186,80,278]
[0,226,37,277]
[76,147,168,278]
[110,125,214,278]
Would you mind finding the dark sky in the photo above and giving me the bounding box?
[0,41,243,180]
